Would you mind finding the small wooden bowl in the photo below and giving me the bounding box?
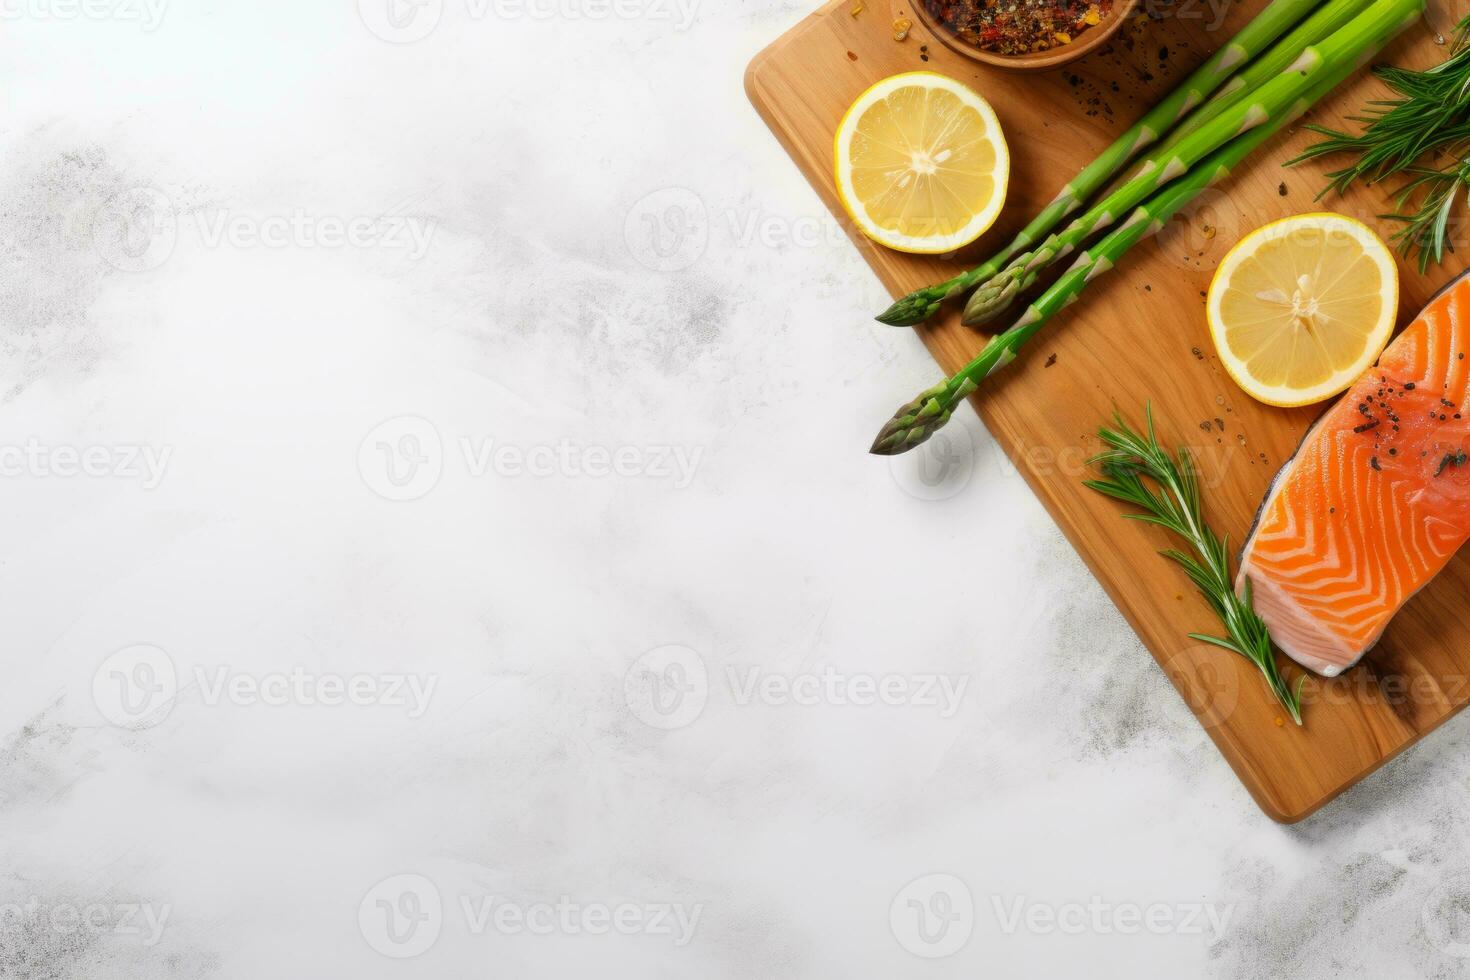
[915,0,1142,72]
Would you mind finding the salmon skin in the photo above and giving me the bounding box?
[1237,273,1470,677]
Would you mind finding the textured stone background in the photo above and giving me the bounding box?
[2,0,1469,976]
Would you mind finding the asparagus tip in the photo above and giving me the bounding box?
[869,414,921,455]
[869,425,932,456]
[869,384,954,456]
[875,295,935,327]
[963,269,1024,327]
[868,435,906,456]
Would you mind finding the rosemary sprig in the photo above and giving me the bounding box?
[1381,156,1470,271]
[1288,15,1470,270]
[1288,16,1470,190]
[1085,408,1305,726]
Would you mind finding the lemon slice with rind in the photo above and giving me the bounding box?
[834,72,1009,255]
[1207,213,1399,407]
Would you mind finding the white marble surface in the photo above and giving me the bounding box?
[3,1,1470,976]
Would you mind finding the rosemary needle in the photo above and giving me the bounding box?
[1288,15,1470,271]
[1382,156,1470,272]
[1085,407,1305,726]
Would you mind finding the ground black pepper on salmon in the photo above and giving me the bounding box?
[924,0,1114,55]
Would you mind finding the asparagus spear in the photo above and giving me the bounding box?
[1129,0,1376,176]
[874,0,1323,327]
[870,17,1413,457]
[961,0,1421,328]
[872,166,1240,453]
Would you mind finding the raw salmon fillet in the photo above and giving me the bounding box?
[1237,274,1470,677]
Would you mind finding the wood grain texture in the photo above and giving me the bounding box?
[746,0,1470,822]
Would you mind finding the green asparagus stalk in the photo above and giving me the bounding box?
[870,26,1408,457]
[961,0,1422,328]
[873,0,1323,327]
[871,164,1242,454]
[1127,0,1376,178]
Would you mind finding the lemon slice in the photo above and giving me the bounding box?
[834,71,1009,255]
[1207,213,1399,407]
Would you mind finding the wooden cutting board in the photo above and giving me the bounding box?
[747,0,1470,822]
